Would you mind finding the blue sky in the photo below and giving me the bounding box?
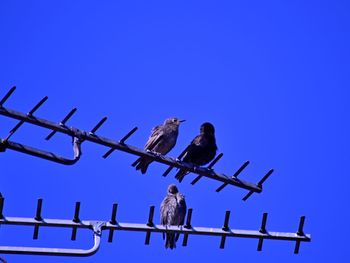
[1,0,349,262]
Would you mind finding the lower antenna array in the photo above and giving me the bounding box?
[0,197,310,256]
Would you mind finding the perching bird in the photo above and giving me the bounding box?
[175,122,217,182]
[133,117,185,174]
[160,184,187,249]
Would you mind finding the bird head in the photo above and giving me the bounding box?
[165,117,186,126]
[200,122,215,135]
[167,184,179,194]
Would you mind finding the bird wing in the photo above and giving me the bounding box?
[176,193,187,225]
[144,125,164,150]
[160,194,177,225]
[182,134,217,165]
[182,135,205,162]
[174,193,187,242]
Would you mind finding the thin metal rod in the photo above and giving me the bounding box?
[220,211,231,249]
[258,169,274,186]
[208,153,224,169]
[257,238,264,251]
[297,216,305,236]
[185,208,193,229]
[182,208,193,246]
[45,108,77,140]
[242,169,274,201]
[145,231,151,245]
[191,153,224,185]
[220,236,227,249]
[35,199,43,221]
[103,147,116,159]
[71,202,81,241]
[120,127,138,144]
[4,97,48,141]
[108,204,118,243]
[0,197,4,219]
[28,97,48,116]
[294,216,306,254]
[260,213,268,233]
[90,117,107,134]
[0,106,267,194]
[294,241,301,254]
[103,127,138,159]
[190,174,202,185]
[147,206,155,227]
[162,148,188,177]
[257,213,268,251]
[0,86,16,107]
[216,161,250,192]
[182,232,189,247]
[60,108,77,125]
[110,204,118,225]
[242,190,254,201]
[222,211,231,231]
[33,199,43,240]
[145,206,155,245]
[162,165,174,177]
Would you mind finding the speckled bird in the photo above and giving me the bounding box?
[160,184,187,249]
[133,117,185,174]
[175,122,217,182]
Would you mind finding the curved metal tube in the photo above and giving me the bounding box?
[0,227,101,257]
[0,139,81,165]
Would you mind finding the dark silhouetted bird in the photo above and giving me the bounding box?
[175,122,217,182]
[160,184,187,249]
[133,117,185,174]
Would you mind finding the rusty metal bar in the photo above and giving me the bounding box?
[0,106,263,193]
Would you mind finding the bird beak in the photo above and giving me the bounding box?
[179,120,186,123]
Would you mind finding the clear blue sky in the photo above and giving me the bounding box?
[1,0,349,262]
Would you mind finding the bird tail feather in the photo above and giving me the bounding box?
[165,233,176,249]
[135,157,152,174]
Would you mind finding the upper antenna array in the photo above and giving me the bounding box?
[0,87,273,200]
